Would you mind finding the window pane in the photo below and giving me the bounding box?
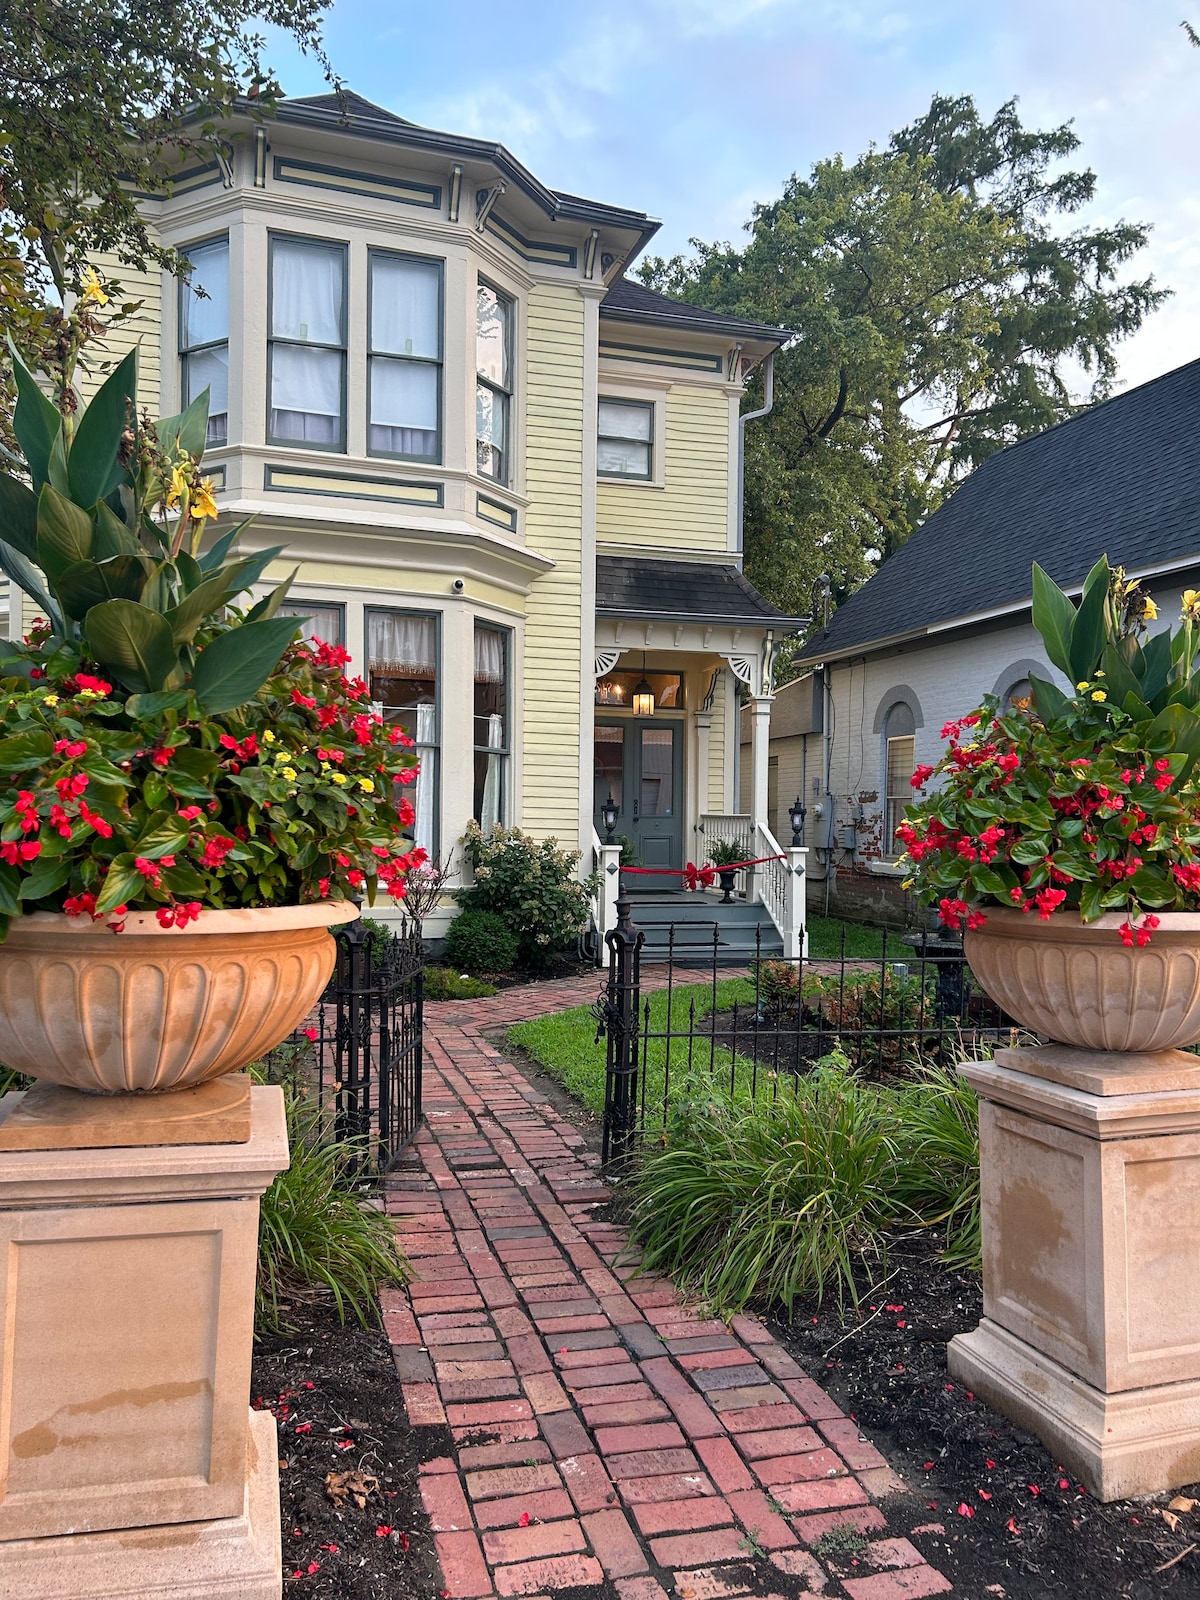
[369,617,437,855]
[182,239,229,348]
[640,727,673,816]
[370,358,438,457]
[476,285,510,386]
[598,437,650,476]
[270,345,341,442]
[184,346,228,442]
[886,735,916,796]
[476,383,507,479]
[271,238,343,344]
[371,256,440,358]
[598,400,651,441]
[594,725,624,814]
[278,602,344,647]
[473,626,507,749]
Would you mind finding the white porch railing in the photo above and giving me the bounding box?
[698,813,808,959]
[589,828,623,966]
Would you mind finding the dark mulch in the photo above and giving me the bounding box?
[252,1301,452,1600]
[772,1234,1200,1600]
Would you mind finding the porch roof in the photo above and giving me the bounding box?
[596,556,807,629]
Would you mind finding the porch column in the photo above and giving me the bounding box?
[749,694,773,829]
[693,711,713,828]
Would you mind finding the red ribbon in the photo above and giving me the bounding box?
[622,854,786,892]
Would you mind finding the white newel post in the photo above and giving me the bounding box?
[750,692,773,827]
[599,844,623,966]
[786,846,808,959]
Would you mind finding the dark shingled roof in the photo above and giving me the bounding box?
[600,278,790,344]
[597,556,806,627]
[796,356,1200,666]
[287,91,419,126]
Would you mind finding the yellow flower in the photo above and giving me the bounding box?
[42,695,58,708]
[192,479,218,521]
[330,772,347,785]
[1076,681,1090,691]
[357,777,375,793]
[1091,690,1107,702]
[262,729,275,744]
[282,767,297,782]
[166,462,189,508]
[320,760,330,771]
[1184,590,1200,619]
[1143,597,1158,621]
[80,267,109,307]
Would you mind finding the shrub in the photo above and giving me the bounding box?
[445,908,518,973]
[256,1090,409,1335]
[423,965,497,1001]
[458,822,596,970]
[893,1060,981,1269]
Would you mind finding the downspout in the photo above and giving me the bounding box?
[736,350,775,558]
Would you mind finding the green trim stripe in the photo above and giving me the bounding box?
[273,157,441,210]
[476,494,518,533]
[265,465,444,507]
[598,340,723,373]
[483,210,577,269]
[126,162,221,201]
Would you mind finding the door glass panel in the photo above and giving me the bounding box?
[640,728,673,816]
[594,725,624,816]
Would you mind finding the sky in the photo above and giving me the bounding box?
[263,0,1199,395]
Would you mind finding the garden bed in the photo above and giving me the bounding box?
[775,1236,1200,1599]
[251,1301,451,1599]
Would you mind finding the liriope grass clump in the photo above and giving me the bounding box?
[626,1053,981,1315]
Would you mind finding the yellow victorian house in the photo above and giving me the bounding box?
[91,92,804,953]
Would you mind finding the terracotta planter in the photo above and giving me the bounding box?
[0,902,358,1093]
[963,906,1200,1052]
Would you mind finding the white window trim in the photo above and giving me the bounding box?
[594,377,667,490]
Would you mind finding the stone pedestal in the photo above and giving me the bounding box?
[0,1085,289,1598]
[948,1045,1200,1500]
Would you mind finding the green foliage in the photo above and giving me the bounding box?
[423,965,498,1001]
[627,1056,982,1313]
[444,910,519,974]
[899,558,1200,939]
[0,353,424,934]
[256,1091,410,1336]
[706,836,748,868]
[754,960,938,1076]
[458,822,597,970]
[638,94,1165,618]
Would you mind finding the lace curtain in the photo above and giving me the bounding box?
[369,613,436,677]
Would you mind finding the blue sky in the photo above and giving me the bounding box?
[266,0,1199,393]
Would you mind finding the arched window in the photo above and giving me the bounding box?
[883,702,916,856]
[1004,677,1033,708]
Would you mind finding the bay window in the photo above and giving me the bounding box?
[476,282,513,483]
[367,610,438,855]
[369,252,442,461]
[598,398,653,479]
[268,236,346,449]
[180,237,229,446]
[473,624,509,830]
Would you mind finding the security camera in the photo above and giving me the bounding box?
[451,578,465,593]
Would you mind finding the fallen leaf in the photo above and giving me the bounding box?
[1170,1497,1198,1513]
[1160,1509,1181,1532]
[325,1470,380,1510]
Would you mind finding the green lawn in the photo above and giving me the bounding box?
[806,916,887,959]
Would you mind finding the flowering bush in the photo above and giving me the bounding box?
[457,822,597,971]
[898,557,1200,945]
[0,351,422,935]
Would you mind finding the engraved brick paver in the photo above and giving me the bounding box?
[377,971,953,1598]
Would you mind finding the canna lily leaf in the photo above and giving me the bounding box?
[56,553,153,620]
[84,599,180,694]
[8,340,64,491]
[189,615,300,714]
[36,482,93,583]
[1066,557,1110,683]
[1031,563,1076,681]
[0,472,39,561]
[67,349,136,508]
[154,389,210,463]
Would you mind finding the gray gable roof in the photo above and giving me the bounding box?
[796,355,1200,666]
[600,278,790,345]
[597,556,806,627]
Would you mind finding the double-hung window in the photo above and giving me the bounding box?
[883,703,917,857]
[268,236,347,449]
[473,624,509,829]
[598,398,653,479]
[476,283,513,483]
[277,601,345,649]
[180,237,229,446]
[369,252,442,461]
[367,610,438,855]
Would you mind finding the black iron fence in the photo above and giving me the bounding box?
[593,896,1024,1168]
[263,920,424,1174]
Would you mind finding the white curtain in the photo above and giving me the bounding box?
[185,346,228,439]
[370,359,437,456]
[182,240,229,346]
[412,702,435,854]
[479,714,504,830]
[271,345,341,436]
[368,612,435,677]
[474,628,505,683]
[279,602,342,647]
[372,256,439,357]
[271,239,342,343]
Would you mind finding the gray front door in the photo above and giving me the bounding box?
[593,721,683,871]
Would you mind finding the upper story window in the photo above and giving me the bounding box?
[268,236,346,450]
[179,237,229,446]
[598,398,653,480]
[369,252,442,462]
[476,283,513,484]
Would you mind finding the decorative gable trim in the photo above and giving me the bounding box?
[478,200,577,269]
[599,339,723,374]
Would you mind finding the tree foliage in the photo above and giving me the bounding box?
[639,95,1167,620]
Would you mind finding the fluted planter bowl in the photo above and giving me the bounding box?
[963,906,1200,1053]
[0,902,358,1093]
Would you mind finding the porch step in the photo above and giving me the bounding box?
[625,892,782,963]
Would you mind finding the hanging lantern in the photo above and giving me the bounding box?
[633,652,655,716]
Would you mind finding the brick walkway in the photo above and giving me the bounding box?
[382,972,953,1600]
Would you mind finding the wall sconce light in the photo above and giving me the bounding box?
[632,652,655,717]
